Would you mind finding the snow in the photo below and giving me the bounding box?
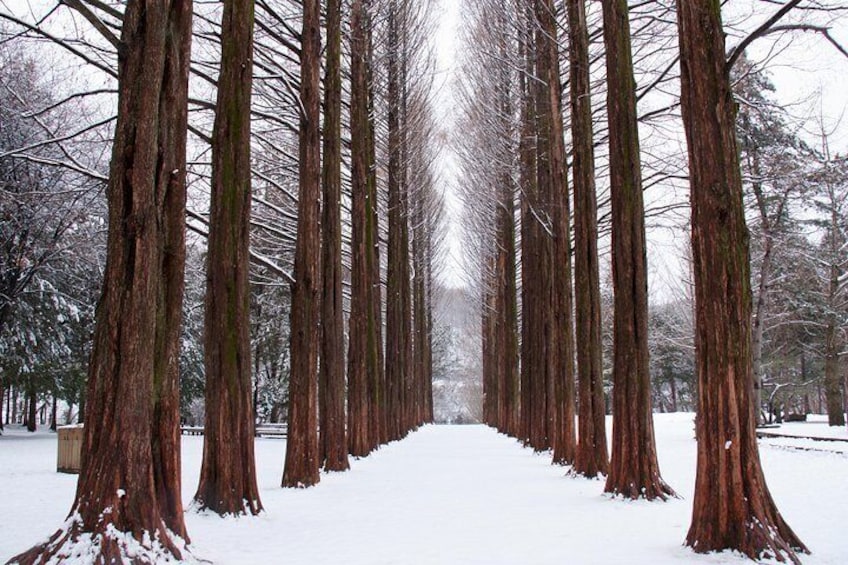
[1,414,846,564]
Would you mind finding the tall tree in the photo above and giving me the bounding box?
[347,0,376,457]
[734,61,809,425]
[194,0,262,515]
[385,0,411,442]
[567,0,609,478]
[517,1,538,446]
[534,0,576,466]
[601,0,673,500]
[319,0,350,472]
[809,140,848,427]
[9,0,193,560]
[677,0,807,560]
[283,0,322,488]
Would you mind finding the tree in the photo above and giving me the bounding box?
[348,0,378,457]
[319,0,350,472]
[567,0,609,478]
[9,0,194,560]
[807,142,848,427]
[194,0,263,515]
[734,60,811,424]
[283,0,322,488]
[677,0,807,561]
[385,0,413,442]
[534,0,576,466]
[601,0,673,500]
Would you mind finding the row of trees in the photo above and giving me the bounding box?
[458,0,845,562]
[2,0,445,562]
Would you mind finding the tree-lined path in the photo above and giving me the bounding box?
[1,418,846,563]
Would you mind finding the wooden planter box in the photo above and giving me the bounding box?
[57,425,84,474]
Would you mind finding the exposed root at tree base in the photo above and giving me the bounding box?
[686,518,809,565]
[6,514,192,565]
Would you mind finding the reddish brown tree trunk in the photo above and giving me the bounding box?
[677,1,807,560]
[10,1,192,561]
[283,0,322,488]
[347,0,375,457]
[385,0,408,441]
[601,0,673,500]
[498,186,520,437]
[568,0,609,478]
[195,0,262,515]
[533,0,577,466]
[319,0,350,473]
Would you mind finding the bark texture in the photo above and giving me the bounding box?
[534,0,576,466]
[347,0,376,457]
[567,0,609,478]
[283,0,321,488]
[677,1,807,561]
[385,0,411,442]
[194,0,262,515]
[517,9,537,445]
[319,0,350,472]
[601,0,673,500]
[9,1,192,561]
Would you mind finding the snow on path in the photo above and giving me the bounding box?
[2,416,847,564]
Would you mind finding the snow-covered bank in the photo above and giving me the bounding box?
[1,414,845,564]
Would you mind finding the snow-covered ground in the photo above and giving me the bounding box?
[1,413,845,564]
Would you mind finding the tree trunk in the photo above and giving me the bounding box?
[9,1,193,560]
[319,0,350,473]
[195,0,262,514]
[385,0,408,441]
[601,0,673,500]
[568,0,608,481]
[283,0,322,489]
[530,7,553,453]
[677,1,807,561]
[26,383,36,432]
[533,0,576,466]
[824,318,844,426]
[348,0,374,457]
[517,7,536,445]
[50,392,57,432]
[366,14,386,450]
